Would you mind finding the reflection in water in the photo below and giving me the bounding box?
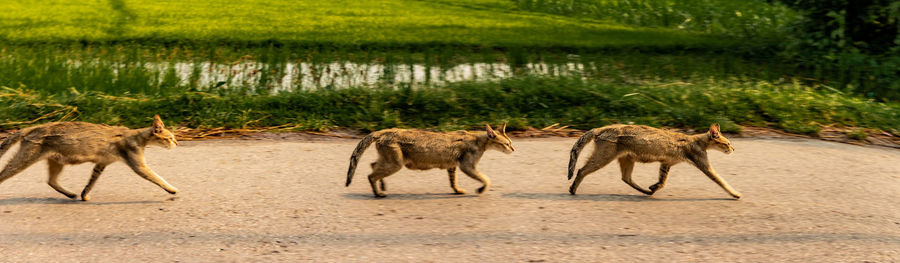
[97,61,589,92]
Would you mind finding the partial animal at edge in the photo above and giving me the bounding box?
[0,115,180,201]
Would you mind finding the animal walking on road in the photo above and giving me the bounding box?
[568,123,741,199]
[0,115,180,201]
[346,124,514,197]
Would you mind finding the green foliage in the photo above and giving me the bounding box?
[0,0,896,136]
[779,0,898,53]
[845,129,868,140]
[777,0,900,101]
[1,77,897,136]
[512,0,801,40]
[0,0,727,50]
[0,44,808,96]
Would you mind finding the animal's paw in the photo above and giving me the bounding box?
[453,189,466,195]
[373,193,387,198]
[477,186,488,194]
[81,195,91,202]
[648,184,662,194]
[731,193,743,200]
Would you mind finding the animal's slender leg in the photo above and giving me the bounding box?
[123,150,178,194]
[371,162,386,191]
[570,142,617,195]
[648,164,671,195]
[448,167,465,194]
[691,156,742,199]
[80,164,107,201]
[368,144,402,198]
[47,160,77,199]
[459,164,491,194]
[619,156,652,195]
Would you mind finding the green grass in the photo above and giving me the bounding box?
[514,0,801,40]
[1,0,894,136]
[2,77,897,136]
[0,0,737,50]
[0,44,807,96]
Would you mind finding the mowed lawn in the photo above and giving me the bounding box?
[0,0,728,48]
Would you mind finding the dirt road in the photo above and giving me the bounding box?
[0,137,898,262]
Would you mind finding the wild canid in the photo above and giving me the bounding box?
[346,124,514,197]
[0,115,179,201]
[568,123,741,199]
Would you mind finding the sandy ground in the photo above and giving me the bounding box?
[0,137,898,262]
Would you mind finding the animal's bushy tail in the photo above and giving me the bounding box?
[346,134,376,186]
[568,129,595,180]
[0,132,22,159]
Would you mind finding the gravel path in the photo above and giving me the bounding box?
[0,137,898,262]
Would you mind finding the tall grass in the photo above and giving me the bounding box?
[1,0,891,135]
[1,77,897,136]
[1,44,810,96]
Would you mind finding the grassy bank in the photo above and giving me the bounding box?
[2,77,897,136]
[1,1,894,137]
[0,0,733,50]
[0,44,806,96]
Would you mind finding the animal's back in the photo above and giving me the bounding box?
[374,129,473,169]
[595,125,691,162]
[21,122,132,164]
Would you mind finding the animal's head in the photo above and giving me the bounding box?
[485,123,515,154]
[150,115,178,149]
[708,123,734,154]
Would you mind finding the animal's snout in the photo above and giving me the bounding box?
[505,144,515,153]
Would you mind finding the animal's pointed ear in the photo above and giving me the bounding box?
[485,124,497,138]
[709,123,721,138]
[499,123,507,135]
[153,115,165,133]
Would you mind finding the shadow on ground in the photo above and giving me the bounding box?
[502,192,735,202]
[342,193,480,200]
[0,197,162,206]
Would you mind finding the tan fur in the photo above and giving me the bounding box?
[568,123,741,199]
[346,124,514,197]
[0,115,179,201]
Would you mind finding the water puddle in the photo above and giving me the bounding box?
[101,60,590,92]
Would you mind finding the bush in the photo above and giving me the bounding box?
[778,0,900,101]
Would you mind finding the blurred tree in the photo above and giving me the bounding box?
[778,0,898,53]
[776,0,899,100]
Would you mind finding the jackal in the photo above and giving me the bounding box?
[567,123,741,199]
[0,115,179,201]
[346,124,514,197]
